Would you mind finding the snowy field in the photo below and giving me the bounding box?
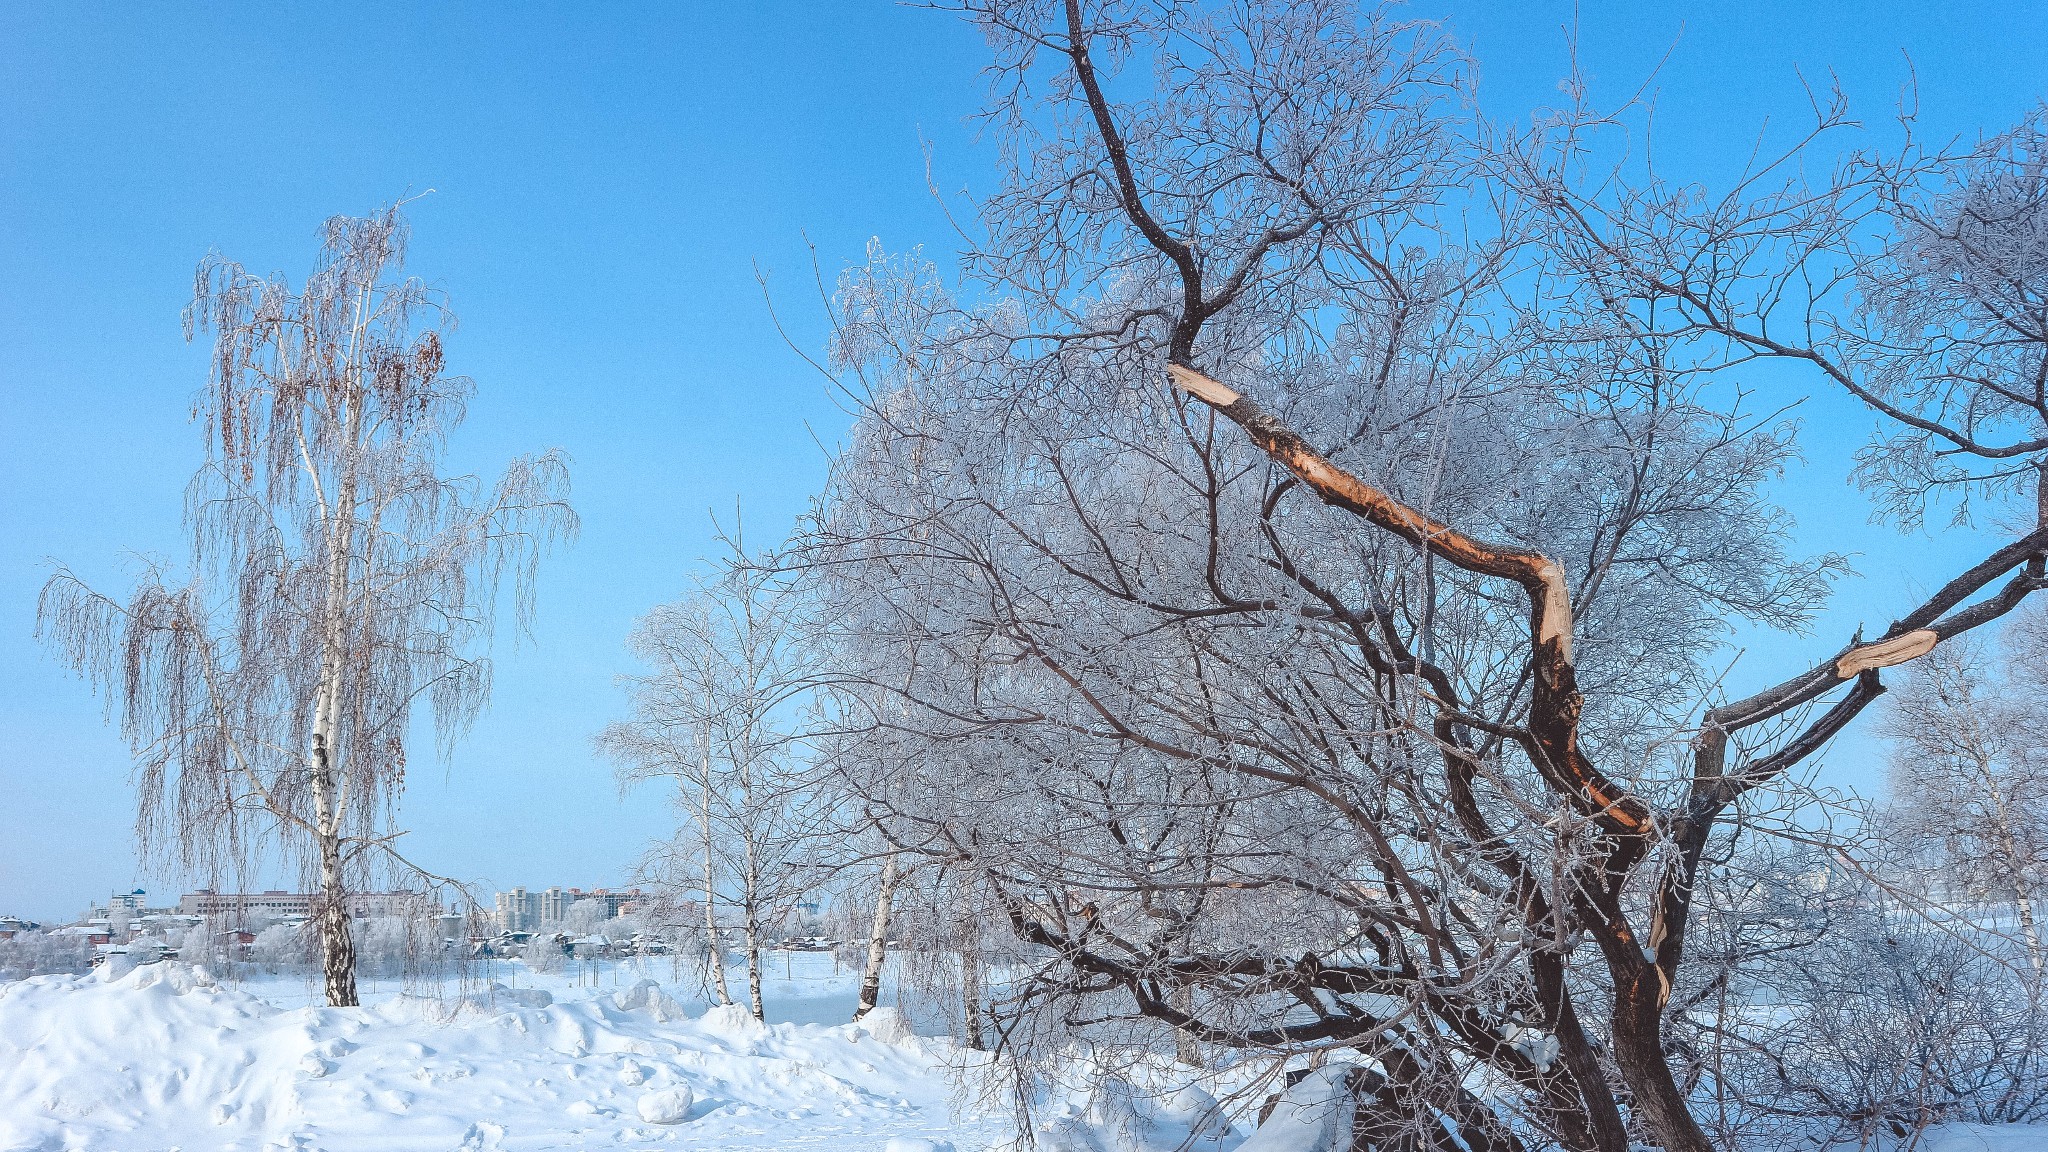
[5,954,2046,1152]
[0,953,1005,1152]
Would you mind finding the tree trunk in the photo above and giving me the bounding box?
[961,934,984,1050]
[1171,983,1201,1066]
[744,908,765,1021]
[316,829,358,1008]
[741,826,766,1021]
[1609,967,1712,1152]
[309,393,361,1010]
[704,895,732,1005]
[852,851,899,1022]
[2012,872,2044,977]
[307,723,358,1008]
[1983,775,2046,976]
[704,865,737,1000]
[1532,948,1630,1152]
[701,772,732,1006]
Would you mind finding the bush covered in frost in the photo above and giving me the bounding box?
[0,931,96,979]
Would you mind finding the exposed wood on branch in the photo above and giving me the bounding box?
[1835,629,1937,677]
[1166,362,1645,835]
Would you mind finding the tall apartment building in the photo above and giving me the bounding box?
[540,886,570,924]
[494,887,540,932]
[491,886,644,932]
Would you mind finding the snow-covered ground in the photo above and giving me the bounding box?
[227,950,900,1030]
[0,955,1002,1152]
[4,955,2045,1152]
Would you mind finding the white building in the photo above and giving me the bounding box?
[179,890,313,920]
[493,886,644,932]
[178,889,435,927]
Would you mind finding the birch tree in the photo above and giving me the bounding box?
[38,205,575,1007]
[815,727,919,1022]
[602,538,824,1021]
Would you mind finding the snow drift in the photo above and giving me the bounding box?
[5,961,2044,1152]
[0,962,990,1151]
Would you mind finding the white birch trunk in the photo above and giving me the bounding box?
[961,934,984,1050]
[702,786,732,1006]
[744,907,765,1022]
[852,851,899,1021]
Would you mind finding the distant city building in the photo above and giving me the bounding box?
[51,924,112,945]
[180,889,314,920]
[492,886,643,932]
[495,887,532,932]
[81,890,179,926]
[177,889,435,927]
[565,887,643,919]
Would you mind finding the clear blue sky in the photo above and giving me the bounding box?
[4,2,2043,922]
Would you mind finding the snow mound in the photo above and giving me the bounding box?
[636,1083,696,1124]
[700,1000,767,1034]
[1234,1067,1354,1152]
[858,1005,917,1043]
[464,981,552,1010]
[0,962,996,1151]
[27,961,2032,1152]
[614,976,664,1011]
[1036,1070,1241,1152]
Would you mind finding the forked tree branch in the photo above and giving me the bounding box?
[1167,362,1650,837]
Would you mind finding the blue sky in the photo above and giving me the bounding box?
[3,2,2044,922]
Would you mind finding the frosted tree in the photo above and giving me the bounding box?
[1878,621,2048,973]
[806,714,933,1022]
[38,205,575,1007]
[795,4,2048,1149]
[562,899,615,936]
[601,535,825,1021]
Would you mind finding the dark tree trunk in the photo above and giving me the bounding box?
[316,835,359,1008]
[1608,965,1712,1152]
